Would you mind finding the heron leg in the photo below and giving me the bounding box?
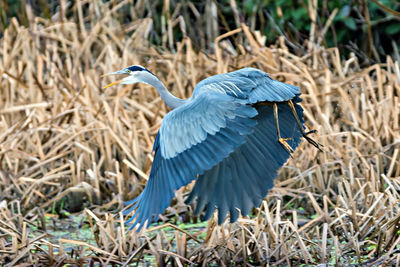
[287,100,323,151]
[273,103,294,157]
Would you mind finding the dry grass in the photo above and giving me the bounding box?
[1,1,400,266]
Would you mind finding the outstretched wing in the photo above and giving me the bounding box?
[185,68,305,223]
[124,93,258,230]
[193,67,300,103]
[186,98,304,223]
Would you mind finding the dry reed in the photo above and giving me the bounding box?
[0,1,400,266]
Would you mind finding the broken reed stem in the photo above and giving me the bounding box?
[0,1,399,265]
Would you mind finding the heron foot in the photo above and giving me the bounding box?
[278,137,294,157]
[302,130,323,152]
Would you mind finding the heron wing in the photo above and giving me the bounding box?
[193,67,300,103]
[186,97,304,223]
[124,93,258,230]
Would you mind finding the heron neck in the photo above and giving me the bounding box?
[144,75,187,109]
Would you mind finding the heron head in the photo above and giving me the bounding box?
[102,65,155,89]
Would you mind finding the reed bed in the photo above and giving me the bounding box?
[1,1,400,266]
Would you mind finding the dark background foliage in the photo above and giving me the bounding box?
[1,0,399,64]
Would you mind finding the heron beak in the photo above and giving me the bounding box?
[102,70,126,89]
[101,70,125,77]
[103,79,124,89]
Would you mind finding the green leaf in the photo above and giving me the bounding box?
[276,0,287,6]
[385,24,400,35]
[292,8,307,20]
[244,0,257,13]
[338,5,351,20]
[344,18,356,30]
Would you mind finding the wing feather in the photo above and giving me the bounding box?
[160,93,257,158]
[194,68,300,103]
[124,93,258,230]
[186,99,304,223]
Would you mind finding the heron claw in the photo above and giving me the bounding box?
[302,130,323,152]
[305,129,317,135]
[278,137,295,157]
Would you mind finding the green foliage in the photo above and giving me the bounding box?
[222,0,400,62]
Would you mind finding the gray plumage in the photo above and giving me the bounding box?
[103,66,316,231]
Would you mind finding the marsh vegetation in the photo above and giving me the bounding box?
[0,1,399,266]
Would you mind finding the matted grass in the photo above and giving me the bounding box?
[1,1,400,266]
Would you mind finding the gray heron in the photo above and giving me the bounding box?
[103,65,321,231]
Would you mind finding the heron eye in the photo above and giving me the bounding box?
[126,69,131,74]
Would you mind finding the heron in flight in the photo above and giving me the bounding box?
[103,65,321,231]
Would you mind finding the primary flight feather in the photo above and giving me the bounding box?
[103,66,321,231]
